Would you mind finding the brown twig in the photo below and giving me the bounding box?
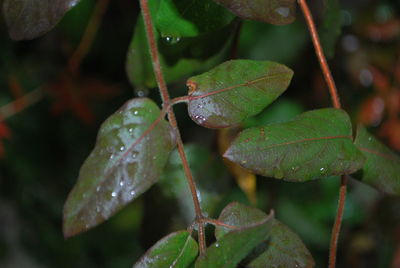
[298,1,346,267]
[139,0,207,254]
[68,0,110,74]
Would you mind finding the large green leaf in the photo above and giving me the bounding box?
[354,125,400,195]
[3,0,80,40]
[126,14,233,89]
[159,144,230,223]
[187,60,293,128]
[63,98,176,237]
[215,202,315,268]
[195,216,272,268]
[213,0,296,25]
[156,0,234,38]
[224,108,365,182]
[319,0,342,59]
[133,231,198,268]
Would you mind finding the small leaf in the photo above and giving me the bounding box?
[63,98,176,237]
[215,202,315,268]
[3,0,80,40]
[133,231,198,268]
[213,0,296,25]
[224,108,365,182]
[354,125,400,195]
[156,0,234,38]
[195,216,272,268]
[187,60,293,128]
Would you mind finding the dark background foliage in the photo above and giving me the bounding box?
[0,0,400,267]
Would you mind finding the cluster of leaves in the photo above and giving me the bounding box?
[2,0,400,267]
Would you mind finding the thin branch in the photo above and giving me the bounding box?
[298,1,346,267]
[139,0,206,254]
[68,0,110,74]
[298,0,341,109]
[0,87,44,120]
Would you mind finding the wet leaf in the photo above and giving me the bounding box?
[187,60,293,128]
[3,0,80,40]
[133,231,198,268]
[319,0,342,59]
[156,0,234,38]
[354,125,400,195]
[224,108,365,182]
[195,215,272,268]
[159,144,230,223]
[63,98,176,237]
[126,14,233,89]
[213,0,296,25]
[215,202,315,268]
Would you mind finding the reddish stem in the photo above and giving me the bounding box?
[298,1,346,267]
[139,0,206,254]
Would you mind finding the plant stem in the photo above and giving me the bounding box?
[298,0,341,109]
[298,1,346,267]
[0,87,44,120]
[139,0,206,254]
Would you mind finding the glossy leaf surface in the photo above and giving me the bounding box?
[156,0,234,38]
[354,125,400,195]
[133,231,198,268]
[213,0,296,25]
[3,0,80,40]
[224,108,365,181]
[215,202,315,268]
[63,98,176,237]
[195,216,271,268]
[187,60,293,128]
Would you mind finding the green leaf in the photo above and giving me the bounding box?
[159,144,230,223]
[63,98,176,237]
[133,231,198,268]
[215,202,315,268]
[224,108,365,182]
[3,0,80,40]
[319,0,342,59]
[195,216,272,268]
[213,0,296,25]
[126,14,233,89]
[354,125,400,195]
[156,0,234,38]
[187,60,293,128]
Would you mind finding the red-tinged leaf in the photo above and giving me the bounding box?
[63,98,176,238]
[3,0,80,40]
[187,60,293,128]
[354,125,400,195]
[224,108,365,182]
[215,202,315,268]
[195,216,272,268]
[133,231,198,268]
[213,0,296,25]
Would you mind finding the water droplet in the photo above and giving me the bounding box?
[96,186,101,192]
[130,190,135,196]
[215,243,219,248]
[275,7,290,18]
[109,154,115,159]
[119,181,125,187]
[163,36,181,45]
[120,146,125,151]
[111,192,117,197]
[320,167,327,174]
[241,160,247,164]
[291,166,299,172]
[197,104,204,109]
[368,137,372,141]
[128,128,134,133]
[273,166,284,179]
[133,110,139,115]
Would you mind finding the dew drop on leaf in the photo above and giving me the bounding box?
[273,166,284,179]
[111,192,117,197]
[163,36,181,45]
[275,7,290,18]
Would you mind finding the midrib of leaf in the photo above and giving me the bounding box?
[72,112,166,216]
[170,234,194,267]
[188,73,288,100]
[230,135,352,153]
[358,147,398,161]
